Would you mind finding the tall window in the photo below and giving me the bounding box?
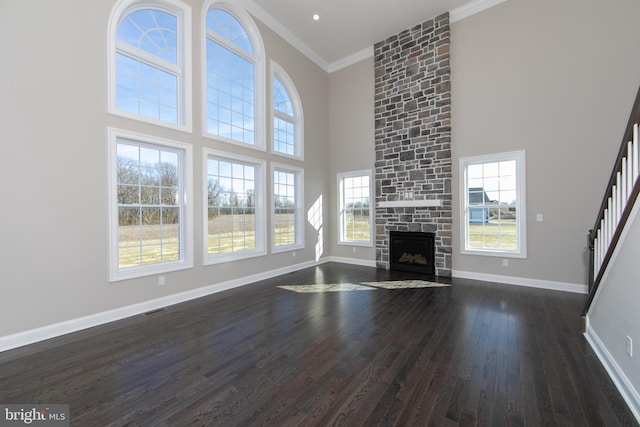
[205,5,263,148]
[204,149,265,263]
[460,150,526,257]
[109,128,193,281]
[272,63,303,158]
[109,0,192,129]
[272,164,303,252]
[338,171,372,246]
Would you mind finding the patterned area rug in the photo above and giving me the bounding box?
[278,280,450,293]
[362,280,451,289]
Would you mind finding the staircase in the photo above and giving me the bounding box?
[583,85,640,323]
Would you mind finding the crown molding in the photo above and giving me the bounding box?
[242,0,509,74]
[328,46,374,73]
[450,0,508,23]
[325,0,511,72]
[242,0,330,72]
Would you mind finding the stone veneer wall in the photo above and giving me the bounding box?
[374,13,452,276]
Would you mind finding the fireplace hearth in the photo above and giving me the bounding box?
[390,231,435,275]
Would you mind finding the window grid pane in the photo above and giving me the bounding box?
[341,175,371,242]
[274,116,295,156]
[206,9,254,55]
[274,170,297,247]
[117,9,178,64]
[206,40,255,144]
[116,142,182,269]
[465,158,519,252]
[273,76,293,116]
[207,158,257,255]
[115,7,180,125]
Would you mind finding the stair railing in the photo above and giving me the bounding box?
[584,86,640,317]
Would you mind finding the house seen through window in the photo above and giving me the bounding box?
[338,171,372,246]
[460,150,526,257]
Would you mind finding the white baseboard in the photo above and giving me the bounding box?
[0,259,320,353]
[452,270,587,294]
[584,321,640,424]
[0,259,588,353]
[327,256,377,268]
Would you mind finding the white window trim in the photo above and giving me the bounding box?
[202,148,267,265]
[459,150,527,258]
[107,0,193,132]
[108,127,194,282]
[338,169,374,247]
[202,1,266,152]
[271,163,304,253]
[270,61,304,160]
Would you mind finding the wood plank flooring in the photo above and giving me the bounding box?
[0,263,637,426]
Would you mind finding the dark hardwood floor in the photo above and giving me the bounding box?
[0,263,637,426]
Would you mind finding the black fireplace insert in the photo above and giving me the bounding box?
[390,231,435,274]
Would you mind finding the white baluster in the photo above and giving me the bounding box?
[600,218,606,270]
[622,159,628,209]
[594,233,599,277]
[627,142,633,198]
[611,185,617,229]
[617,172,622,222]
[634,124,639,183]
[605,204,611,246]
[609,199,614,244]
[596,230,602,272]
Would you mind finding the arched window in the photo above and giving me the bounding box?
[108,0,192,130]
[271,62,303,159]
[204,3,264,148]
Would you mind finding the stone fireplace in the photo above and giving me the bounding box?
[374,13,451,276]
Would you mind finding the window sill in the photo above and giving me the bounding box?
[460,249,527,259]
[272,243,304,254]
[109,261,193,282]
[204,249,267,265]
[338,241,373,248]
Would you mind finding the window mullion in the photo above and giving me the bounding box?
[274,109,294,122]
[117,42,182,75]
[206,31,255,64]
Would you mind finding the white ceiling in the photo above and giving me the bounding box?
[241,0,507,71]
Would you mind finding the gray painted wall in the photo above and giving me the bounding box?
[589,204,640,404]
[451,0,640,285]
[328,59,376,261]
[325,0,640,282]
[0,0,330,337]
[2,0,640,348]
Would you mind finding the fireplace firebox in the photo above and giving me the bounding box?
[390,231,435,275]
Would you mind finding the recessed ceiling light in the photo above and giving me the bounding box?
[313,14,320,21]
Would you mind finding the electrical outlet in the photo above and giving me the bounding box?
[292,251,296,258]
[502,259,509,267]
[536,213,544,222]
[158,276,166,286]
[352,247,357,253]
[627,336,633,357]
